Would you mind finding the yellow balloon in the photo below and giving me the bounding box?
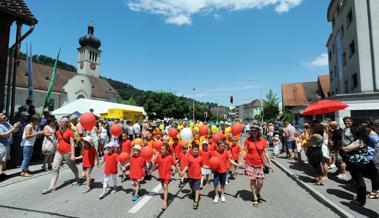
[178,125,184,131]
[211,125,218,133]
[194,126,200,132]
[159,124,164,130]
[226,127,231,133]
[189,122,194,128]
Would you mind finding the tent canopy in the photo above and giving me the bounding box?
[52,98,146,118]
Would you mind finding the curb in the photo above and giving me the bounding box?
[272,159,355,218]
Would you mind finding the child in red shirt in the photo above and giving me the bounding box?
[129,144,145,201]
[120,133,132,182]
[177,145,188,188]
[151,143,180,210]
[229,137,241,179]
[200,141,212,188]
[181,144,205,209]
[99,143,119,199]
[79,136,99,193]
[212,140,239,203]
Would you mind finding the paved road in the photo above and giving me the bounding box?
[0,159,339,218]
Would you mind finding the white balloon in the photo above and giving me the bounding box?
[180,128,193,142]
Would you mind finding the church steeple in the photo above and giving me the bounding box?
[77,24,101,78]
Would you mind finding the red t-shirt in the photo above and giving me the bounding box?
[104,153,119,175]
[129,155,146,180]
[208,142,217,152]
[154,154,176,180]
[173,142,182,159]
[56,129,74,154]
[121,139,132,154]
[178,153,188,172]
[200,150,211,167]
[82,146,97,168]
[230,144,241,161]
[211,150,229,173]
[244,138,267,167]
[186,154,203,179]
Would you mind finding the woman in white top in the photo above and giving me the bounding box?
[99,122,109,157]
[20,115,44,177]
[42,116,57,171]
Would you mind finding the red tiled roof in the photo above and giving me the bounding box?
[12,59,118,99]
[318,75,330,98]
[282,83,308,107]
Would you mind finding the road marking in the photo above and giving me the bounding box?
[128,183,162,214]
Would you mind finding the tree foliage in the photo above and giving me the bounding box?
[16,50,77,72]
[263,89,280,122]
[144,92,191,119]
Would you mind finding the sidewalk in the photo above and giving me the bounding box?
[273,154,379,218]
[0,162,69,188]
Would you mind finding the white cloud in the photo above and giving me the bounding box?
[126,0,303,25]
[309,53,329,67]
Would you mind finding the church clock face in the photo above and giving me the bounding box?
[80,63,84,69]
[90,63,96,70]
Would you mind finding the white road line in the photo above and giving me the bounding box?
[128,183,162,214]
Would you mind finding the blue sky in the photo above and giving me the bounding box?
[17,0,331,106]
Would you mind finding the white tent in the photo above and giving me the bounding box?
[52,98,146,118]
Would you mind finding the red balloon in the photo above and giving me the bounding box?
[209,156,220,171]
[212,131,224,142]
[168,128,179,138]
[119,152,130,163]
[153,140,163,151]
[110,124,123,137]
[141,146,153,162]
[199,125,209,136]
[80,112,96,131]
[231,122,243,136]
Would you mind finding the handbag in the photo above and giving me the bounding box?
[252,141,270,174]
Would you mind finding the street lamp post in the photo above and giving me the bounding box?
[247,79,263,124]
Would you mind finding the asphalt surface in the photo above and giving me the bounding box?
[0,158,339,218]
[274,154,379,218]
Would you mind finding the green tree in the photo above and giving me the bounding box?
[144,92,190,119]
[263,89,280,122]
[280,109,294,123]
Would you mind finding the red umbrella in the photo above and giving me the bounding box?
[302,100,348,116]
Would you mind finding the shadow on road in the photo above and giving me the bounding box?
[0,204,79,218]
[326,188,353,201]
[340,201,379,218]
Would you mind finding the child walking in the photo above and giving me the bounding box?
[80,136,99,193]
[229,137,240,179]
[212,140,239,203]
[272,135,281,159]
[200,141,211,188]
[129,144,146,201]
[178,145,188,187]
[99,143,119,199]
[151,143,180,210]
[181,144,204,209]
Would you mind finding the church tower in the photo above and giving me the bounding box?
[77,25,101,77]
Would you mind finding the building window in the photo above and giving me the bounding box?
[347,9,353,28]
[352,73,358,89]
[343,52,346,65]
[328,50,332,62]
[344,80,348,93]
[349,40,356,58]
[332,43,335,54]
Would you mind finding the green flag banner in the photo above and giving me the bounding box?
[44,48,61,108]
